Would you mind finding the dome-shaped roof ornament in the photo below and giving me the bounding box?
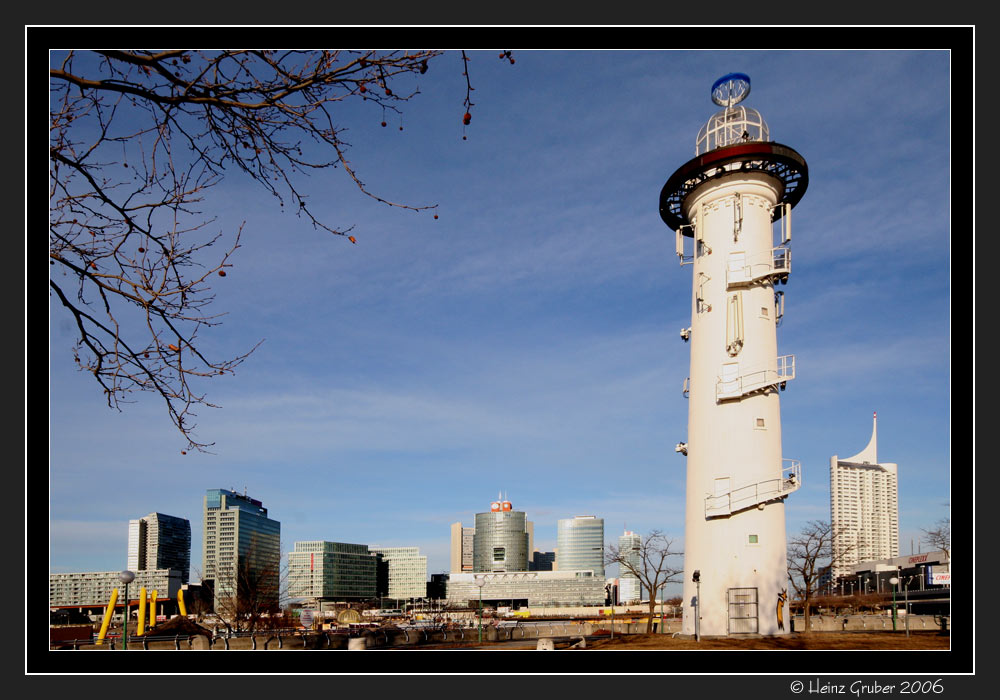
[711,72,751,107]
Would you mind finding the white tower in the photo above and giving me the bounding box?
[660,74,808,636]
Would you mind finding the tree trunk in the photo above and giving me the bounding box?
[647,600,656,634]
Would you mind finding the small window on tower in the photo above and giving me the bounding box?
[755,417,766,429]
[748,534,759,544]
[761,306,769,318]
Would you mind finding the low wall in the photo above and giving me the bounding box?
[791,615,949,633]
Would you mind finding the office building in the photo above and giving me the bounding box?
[531,551,556,571]
[287,541,379,602]
[369,546,427,600]
[445,570,606,608]
[830,412,899,579]
[556,516,605,578]
[450,522,475,573]
[617,530,643,604]
[473,498,530,573]
[202,489,281,613]
[127,512,191,583]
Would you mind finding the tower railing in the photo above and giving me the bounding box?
[705,459,802,518]
[716,355,795,401]
[725,248,791,288]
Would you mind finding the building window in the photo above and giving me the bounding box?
[748,534,759,545]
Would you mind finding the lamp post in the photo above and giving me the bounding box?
[692,570,701,642]
[119,570,135,650]
[475,576,486,644]
[902,575,912,637]
[889,576,899,632]
[660,584,667,634]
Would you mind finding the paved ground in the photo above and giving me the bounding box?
[580,631,950,650]
[412,630,949,651]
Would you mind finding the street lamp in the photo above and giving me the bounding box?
[889,576,899,632]
[119,570,135,650]
[660,583,667,634]
[474,576,486,644]
[692,570,701,642]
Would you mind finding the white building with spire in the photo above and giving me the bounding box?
[830,411,899,579]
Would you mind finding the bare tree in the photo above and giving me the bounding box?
[787,520,855,633]
[206,535,286,634]
[50,49,512,451]
[605,530,684,633]
[921,518,950,560]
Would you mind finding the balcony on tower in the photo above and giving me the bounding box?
[704,460,802,518]
[717,355,795,401]
[725,248,791,288]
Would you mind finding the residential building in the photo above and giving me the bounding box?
[830,412,899,579]
[50,569,182,608]
[202,489,281,614]
[127,512,191,583]
[556,515,605,578]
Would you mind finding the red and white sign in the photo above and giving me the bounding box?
[932,573,951,585]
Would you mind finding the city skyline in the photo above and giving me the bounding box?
[49,49,953,590]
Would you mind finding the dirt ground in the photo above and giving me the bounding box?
[581,630,949,650]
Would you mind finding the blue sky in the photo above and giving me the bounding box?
[49,49,952,592]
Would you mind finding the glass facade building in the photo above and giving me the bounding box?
[556,516,605,577]
[202,489,281,613]
[288,541,379,601]
[127,512,191,583]
[368,546,427,600]
[474,510,530,573]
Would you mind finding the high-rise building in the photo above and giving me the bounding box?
[287,541,378,602]
[830,412,899,579]
[556,516,605,577]
[531,551,556,571]
[127,512,191,583]
[368,546,427,600]
[202,489,281,614]
[617,530,643,604]
[450,522,475,573]
[473,498,530,573]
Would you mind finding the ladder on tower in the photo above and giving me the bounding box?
[705,460,802,518]
[716,355,795,401]
[725,248,791,288]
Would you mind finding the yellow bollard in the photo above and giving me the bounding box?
[137,587,147,636]
[97,588,120,644]
[149,590,158,629]
[177,589,187,617]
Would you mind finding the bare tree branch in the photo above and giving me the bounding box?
[50,50,513,450]
[921,518,950,560]
[605,530,683,633]
[787,520,856,632]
